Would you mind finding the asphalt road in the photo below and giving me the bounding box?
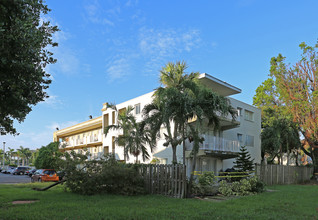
[0,172,31,184]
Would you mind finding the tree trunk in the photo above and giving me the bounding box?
[182,125,186,165]
[188,152,197,197]
[135,155,138,164]
[286,142,289,166]
[172,145,177,164]
[280,144,283,165]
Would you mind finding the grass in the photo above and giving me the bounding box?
[0,183,317,220]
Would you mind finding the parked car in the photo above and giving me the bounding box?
[26,168,37,177]
[31,169,59,182]
[12,167,30,175]
[3,167,16,174]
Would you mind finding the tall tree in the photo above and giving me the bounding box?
[7,147,14,165]
[144,61,199,164]
[17,146,27,166]
[0,0,58,135]
[186,85,236,191]
[253,78,286,128]
[270,42,318,173]
[261,118,301,164]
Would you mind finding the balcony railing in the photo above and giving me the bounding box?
[186,135,240,153]
[59,133,102,148]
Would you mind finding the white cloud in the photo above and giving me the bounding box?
[84,1,115,26]
[2,120,79,150]
[139,27,201,55]
[104,27,201,80]
[105,56,132,82]
[40,95,63,109]
[138,27,201,75]
[55,48,80,75]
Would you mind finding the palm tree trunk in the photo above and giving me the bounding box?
[172,145,177,164]
[182,124,186,165]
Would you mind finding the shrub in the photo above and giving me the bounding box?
[218,176,265,196]
[198,172,216,186]
[62,152,146,196]
[218,180,233,196]
[192,172,218,196]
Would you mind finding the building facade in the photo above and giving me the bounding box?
[53,73,261,175]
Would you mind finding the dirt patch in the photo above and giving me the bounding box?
[12,200,39,205]
[195,195,238,202]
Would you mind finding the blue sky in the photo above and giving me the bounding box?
[3,0,318,150]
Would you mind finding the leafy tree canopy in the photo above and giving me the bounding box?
[256,41,318,172]
[34,142,62,169]
[0,0,58,135]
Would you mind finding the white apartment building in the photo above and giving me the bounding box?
[54,73,261,175]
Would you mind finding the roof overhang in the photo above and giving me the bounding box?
[54,116,102,138]
[198,73,241,96]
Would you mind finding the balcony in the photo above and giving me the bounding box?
[59,133,102,150]
[188,113,240,130]
[186,135,240,159]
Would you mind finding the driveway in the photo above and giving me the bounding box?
[0,173,31,184]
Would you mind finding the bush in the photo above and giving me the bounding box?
[218,180,233,196]
[198,172,216,186]
[62,152,146,196]
[192,172,218,196]
[218,176,265,196]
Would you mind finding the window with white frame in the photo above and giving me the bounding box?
[237,107,243,116]
[245,135,254,147]
[135,103,141,115]
[237,133,243,144]
[244,110,254,121]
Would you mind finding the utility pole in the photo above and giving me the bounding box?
[2,142,5,169]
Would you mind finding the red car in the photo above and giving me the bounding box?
[31,169,59,182]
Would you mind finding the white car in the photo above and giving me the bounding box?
[3,167,16,174]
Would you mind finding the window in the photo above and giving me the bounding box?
[104,114,109,128]
[104,146,109,156]
[245,135,254,147]
[237,133,243,144]
[237,107,243,116]
[112,111,115,125]
[135,103,141,115]
[160,158,167,164]
[244,110,254,121]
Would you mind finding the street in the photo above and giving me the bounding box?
[0,173,31,184]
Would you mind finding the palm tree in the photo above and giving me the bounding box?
[17,146,27,166]
[24,148,32,166]
[186,85,237,190]
[144,61,200,164]
[7,147,14,165]
[105,105,155,163]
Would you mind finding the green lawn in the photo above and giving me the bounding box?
[0,183,317,220]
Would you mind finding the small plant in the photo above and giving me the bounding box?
[218,180,233,196]
[198,171,216,186]
[218,176,265,196]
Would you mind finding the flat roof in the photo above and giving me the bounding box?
[198,73,241,96]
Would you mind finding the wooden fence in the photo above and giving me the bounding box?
[139,164,187,198]
[255,164,313,185]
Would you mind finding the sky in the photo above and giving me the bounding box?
[2,0,318,151]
